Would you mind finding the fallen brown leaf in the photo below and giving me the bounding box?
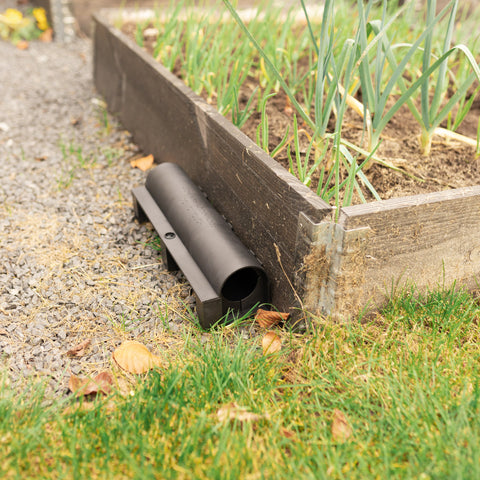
[65,339,91,357]
[39,28,53,43]
[331,409,353,443]
[89,372,113,394]
[68,371,113,397]
[16,40,29,50]
[112,340,162,374]
[217,402,267,423]
[130,154,154,171]
[280,427,297,440]
[255,308,290,328]
[262,331,282,355]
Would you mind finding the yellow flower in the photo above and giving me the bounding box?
[33,8,49,31]
[0,8,24,29]
[5,8,23,22]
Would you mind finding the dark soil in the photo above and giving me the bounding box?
[252,89,480,202]
[121,16,480,204]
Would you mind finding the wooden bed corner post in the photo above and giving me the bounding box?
[295,212,371,321]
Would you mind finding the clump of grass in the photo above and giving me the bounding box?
[56,139,97,189]
[3,284,480,478]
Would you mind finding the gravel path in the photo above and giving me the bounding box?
[0,38,193,395]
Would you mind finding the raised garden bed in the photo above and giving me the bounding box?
[93,7,480,320]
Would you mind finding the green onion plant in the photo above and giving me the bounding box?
[365,0,480,155]
[223,0,381,209]
[417,0,480,154]
[130,0,480,207]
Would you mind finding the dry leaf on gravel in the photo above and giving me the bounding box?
[65,339,91,357]
[331,409,353,443]
[112,340,162,374]
[39,28,53,42]
[68,371,113,397]
[16,40,29,50]
[255,308,290,328]
[130,154,154,171]
[262,331,282,355]
[217,402,267,423]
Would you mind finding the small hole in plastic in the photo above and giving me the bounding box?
[164,232,176,240]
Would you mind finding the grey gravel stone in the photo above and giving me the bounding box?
[3,346,13,356]
[70,364,83,375]
[0,34,194,396]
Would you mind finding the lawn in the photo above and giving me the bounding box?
[2,284,480,479]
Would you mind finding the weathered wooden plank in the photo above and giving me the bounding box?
[332,186,480,316]
[93,13,332,311]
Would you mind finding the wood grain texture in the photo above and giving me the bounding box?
[334,187,480,316]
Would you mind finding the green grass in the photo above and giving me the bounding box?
[3,284,480,478]
[56,139,97,189]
